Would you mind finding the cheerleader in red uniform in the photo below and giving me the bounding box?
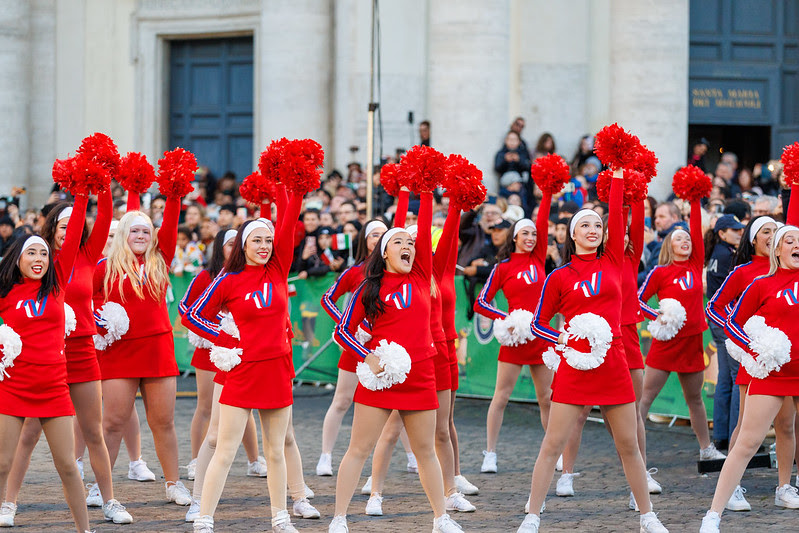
[520,170,668,533]
[329,191,463,533]
[183,188,304,533]
[0,196,91,533]
[700,224,799,532]
[637,198,726,463]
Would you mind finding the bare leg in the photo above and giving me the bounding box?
[435,390,456,496]
[677,371,713,449]
[73,416,86,461]
[122,404,143,462]
[101,378,140,468]
[630,368,646,458]
[486,362,523,452]
[190,369,215,459]
[0,415,24,504]
[728,385,748,450]
[399,427,414,455]
[242,412,260,463]
[321,370,358,454]
[638,366,672,465]
[773,397,797,487]
[400,409,446,517]
[258,407,292,517]
[560,406,591,473]
[199,405,250,516]
[2,418,43,505]
[602,403,653,514]
[448,390,461,475]
[370,411,403,495]
[140,376,180,482]
[70,380,115,502]
[284,409,307,501]
[193,383,223,502]
[529,364,553,431]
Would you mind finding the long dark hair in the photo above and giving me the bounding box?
[361,233,390,321]
[734,215,771,267]
[496,220,525,262]
[704,227,722,266]
[223,220,265,273]
[41,201,89,250]
[206,226,233,278]
[354,217,388,264]
[562,211,605,266]
[0,236,59,300]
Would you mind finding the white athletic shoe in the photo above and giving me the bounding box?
[432,513,463,533]
[103,499,133,524]
[304,484,315,499]
[516,513,540,533]
[128,458,156,481]
[646,468,662,494]
[329,515,349,532]
[406,452,418,473]
[0,502,17,527]
[76,457,84,480]
[555,472,579,497]
[725,485,751,511]
[86,483,103,507]
[699,511,720,533]
[524,497,545,514]
[480,450,497,473]
[292,498,320,519]
[193,514,214,533]
[166,481,192,506]
[185,499,201,522]
[775,483,799,508]
[445,492,476,512]
[555,454,563,472]
[629,492,639,511]
[185,458,197,481]
[699,444,726,461]
[247,456,268,477]
[316,453,333,476]
[365,494,383,516]
[271,509,298,532]
[454,474,479,495]
[639,511,668,532]
[360,476,373,495]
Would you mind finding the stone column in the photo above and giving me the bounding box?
[428,0,510,194]
[609,0,689,199]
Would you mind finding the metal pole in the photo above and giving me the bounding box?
[365,0,377,219]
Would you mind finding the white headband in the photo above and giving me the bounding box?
[569,210,602,237]
[670,228,690,240]
[130,215,150,228]
[513,219,535,238]
[223,229,238,245]
[773,225,799,249]
[380,227,410,255]
[405,225,418,237]
[19,236,49,264]
[57,207,73,222]
[364,220,388,236]
[749,216,777,244]
[241,219,273,249]
[109,221,119,231]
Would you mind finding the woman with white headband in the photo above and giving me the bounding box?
[0,195,92,532]
[638,198,726,469]
[700,223,799,532]
[523,171,668,533]
[183,186,304,533]
[92,195,192,507]
[1,193,134,525]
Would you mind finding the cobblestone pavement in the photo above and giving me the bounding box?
[11,381,797,532]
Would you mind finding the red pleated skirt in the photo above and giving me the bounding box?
[337,348,360,373]
[191,347,216,372]
[98,332,179,380]
[447,339,459,391]
[434,340,452,391]
[550,338,635,406]
[65,335,102,384]
[0,360,75,417]
[498,336,548,366]
[736,366,752,386]
[645,333,705,374]
[354,355,438,411]
[219,354,294,410]
[213,371,226,386]
[621,323,645,370]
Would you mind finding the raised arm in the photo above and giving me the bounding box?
[531,271,562,343]
[157,196,181,265]
[628,200,645,265]
[275,190,304,275]
[394,189,410,228]
[474,264,507,320]
[274,182,288,225]
[334,282,371,359]
[533,191,553,263]
[605,170,624,263]
[414,191,433,280]
[787,184,799,226]
[637,266,661,320]
[56,194,88,284]
[433,203,461,280]
[84,188,113,262]
[689,199,704,268]
[261,201,272,224]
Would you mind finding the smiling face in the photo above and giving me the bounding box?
[54,217,68,250]
[777,230,799,270]
[572,215,603,254]
[127,225,152,255]
[19,243,49,279]
[383,231,414,274]
[670,231,692,260]
[244,227,273,266]
[514,226,537,253]
[753,222,777,257]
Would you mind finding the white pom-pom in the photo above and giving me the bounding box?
[561,313,613,371]
[64,304,77,337]
[492,309,534,347]
[542,346,560,371]
[647,298,687,341]
[219,313,240,340]
[725,339,746,363]
[209,345,243,372]
[0,324,23,381]
[93,334,108,351]
[356,339,412,391]
[187,330,213,350]
[355,326,372,345]
[93,302,130,350]
[737,315,792,379]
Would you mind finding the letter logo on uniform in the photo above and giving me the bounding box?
[384,284,412,310]
[777,282,799,305]
[573,272,602,297]
[516,265,538,285]
[245,283,273,309]
[16,296,48,318]
[673,272,694,290]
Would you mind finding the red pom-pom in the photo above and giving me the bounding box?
[781,142,799,187]
[118,152,156,194]
[277,139,325,195]
[630,145,658,182]
[595,169,648,205]
[593,123,642,170]
[52,157,75,191]
[157,148,198,198]
[239,171,277,205]
[398,145,447,193]
[76,133,121,180]
[257,137,291,181]
[52,154,109,196]
[672,165,712,202]
[379,163,401,196]
[443,154,486,211]
[530,154,571,194]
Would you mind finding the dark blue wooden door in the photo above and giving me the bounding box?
[169,37,253,181]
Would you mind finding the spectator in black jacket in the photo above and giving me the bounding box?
[495,131,531,199]
[0,217,15,258]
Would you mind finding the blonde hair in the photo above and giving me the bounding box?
[103,211,170,302]
[768,228,799,275]
[658,229,690,266]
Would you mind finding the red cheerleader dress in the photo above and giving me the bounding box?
[620,201,646,370]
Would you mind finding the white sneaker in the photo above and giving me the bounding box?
[699,511,720,533]
[185,458,197,481]
[193,514,214,533]
[517,513,540,533]
[480,450,497,473]
[406,452,418,473]
[247,456,268,477]
[0,502,17,527]
[103,499,133,524]
[445,492,476,512]
[629,492,639,511]
[725,485,751,511]
[454,474,478,495]
[555,454,563,472]
[166,481,192,506]
[775,483,799,508]
[86,483,103,507]
[272,509,298,532]
[186,499,201,522]
[76,457,84,480]
[646,468,662,494]
[292,498,320,519]
[365,494,383,516]
[317,453,333,476]
[432,513,463,533]
[699,444,726,461]
[555,472,579,497]
[361,476,373,494]
[329,515,349,533]
[128,458,156,481]
[304,483,315,499]
[524,498,545,514]
[639,511,668,533]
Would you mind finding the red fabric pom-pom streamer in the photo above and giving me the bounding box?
[257,137,290,181]
[530,153,571,194]
[51,154,109,196]
[157,148,198,198]
[594,123,642,170]
[76,132,121,180]
[379,163,401,197]
[781,142,799,187]
[277,139,325,195]
[672,165,712,202]
[595,169,648,205]
[398,145,447,194]
[630,145,658,182]
[443,154,486,211]
[118,152,156,195]
[239,171,277,205]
